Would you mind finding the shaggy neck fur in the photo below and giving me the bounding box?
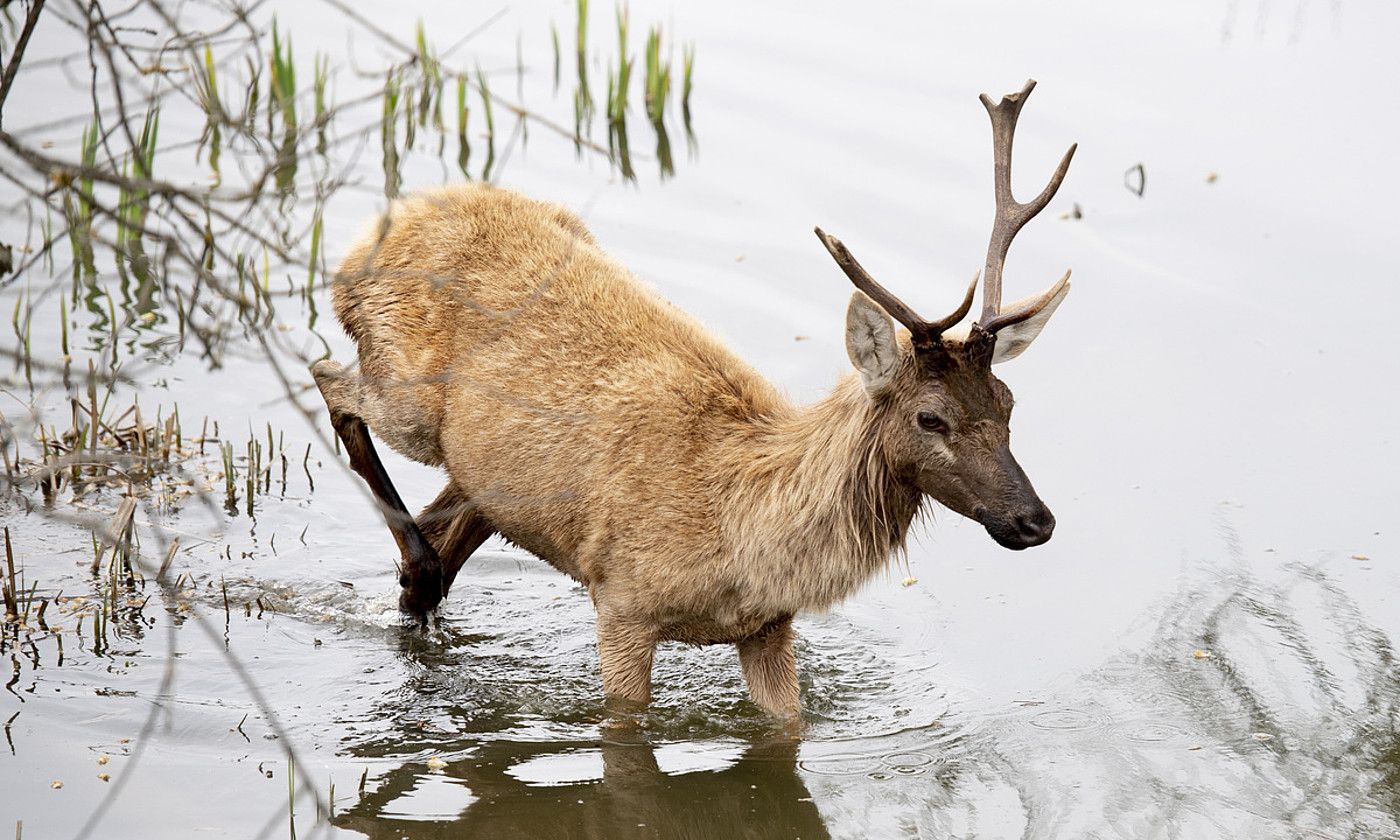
[718,376,924,614]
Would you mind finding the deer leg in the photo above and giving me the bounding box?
[596,609,657,709]
[417,481,496,594]
[737,615,801,718]
[312,360,443,619]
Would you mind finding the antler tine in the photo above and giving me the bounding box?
[926,271,980,333]
[815,228,982,346]
[977,79,1078,327]
[814,227,931,340]
[980,269,1070,334]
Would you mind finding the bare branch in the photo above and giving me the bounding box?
[0,0,48,129]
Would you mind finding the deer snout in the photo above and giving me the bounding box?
[979,499,1055,550]
[982,505,1055,550]
[1011,506,1055,547]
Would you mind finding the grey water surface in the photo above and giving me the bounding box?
[1,0,1397,838]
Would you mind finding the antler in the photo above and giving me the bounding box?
[814,227,977,348]
[977,79,1076,334]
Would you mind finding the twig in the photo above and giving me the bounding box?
[0,0,47,130]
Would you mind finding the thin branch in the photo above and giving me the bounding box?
[0,0,48,129]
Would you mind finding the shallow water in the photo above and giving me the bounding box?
[2,0,1398,837]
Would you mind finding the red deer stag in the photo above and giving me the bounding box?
[312,79,1076,717]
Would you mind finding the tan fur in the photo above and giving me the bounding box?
[316,182,1053,717]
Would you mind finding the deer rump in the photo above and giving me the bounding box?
[324,185,827,637]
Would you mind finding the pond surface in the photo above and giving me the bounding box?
[1,0,1398,837]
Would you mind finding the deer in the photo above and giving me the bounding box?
[311,80,1076,718]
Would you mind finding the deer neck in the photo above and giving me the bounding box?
[719,376,922,613]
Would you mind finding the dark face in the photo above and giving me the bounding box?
[879,337,1055,550]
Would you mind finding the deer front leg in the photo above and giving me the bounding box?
[595,609,657,709]
[738,616,800,718]
[312,360,443,619]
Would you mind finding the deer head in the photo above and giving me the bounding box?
[816,79,1076,550]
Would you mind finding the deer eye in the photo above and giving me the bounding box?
[917,412,948,434]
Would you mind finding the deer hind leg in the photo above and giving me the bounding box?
[311,360,444,619]
[417,481,496,595]
[737,615,801,718]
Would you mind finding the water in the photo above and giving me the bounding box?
[1,0,1398,837]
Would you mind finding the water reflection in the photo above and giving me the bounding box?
[326,562,1398,838]
[337,736,830,839]
[900,562,1400,838]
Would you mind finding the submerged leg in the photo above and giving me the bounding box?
[418,481,496,594]
[312,360,443,618]
[737,615,800,718]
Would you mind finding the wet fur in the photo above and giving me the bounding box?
[318,184,941,714]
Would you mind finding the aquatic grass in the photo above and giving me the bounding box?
[39,206,54,275]
[640,24,676,176]
[682,42,695,117]
[643,25,670,125]
[551,24,561,92]
[306,209,322,292]
[455,73,471,177]
[476,64,496,179]
[116,106,160,254]
[414,21,445,133]
[573,0,593,145]
[222,441,237,513]
[195,43,223,120]
[246,433,256,516]
[62,122,98,280]
[20,293,31,386]
[2,526,18,624]
[381,70,402,198]
[269,24,300,200]
[193,44,225,182]
[269,21,298,133]
[11,285,31,384]
[607,6,632,126]
[242,54,261,128]
[313,52,330,154]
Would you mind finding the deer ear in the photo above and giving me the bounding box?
[845,291,901,397]
[990,280,1071,364]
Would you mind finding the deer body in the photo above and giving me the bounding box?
[329,183,913,630]
[314,81,1076,717]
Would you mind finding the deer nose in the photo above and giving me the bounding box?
[1013,508,1056,545]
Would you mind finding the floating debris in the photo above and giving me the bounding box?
[1193,649,1213,659]
[901,576,918,587]
[426,756,448,770]
[1124,163,1146,197]
[1205,171,1219,184]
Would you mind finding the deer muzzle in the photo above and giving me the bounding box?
[976,447,1056,550]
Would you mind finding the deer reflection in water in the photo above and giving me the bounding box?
[335,561,1397,838]
[335,735,830,840]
